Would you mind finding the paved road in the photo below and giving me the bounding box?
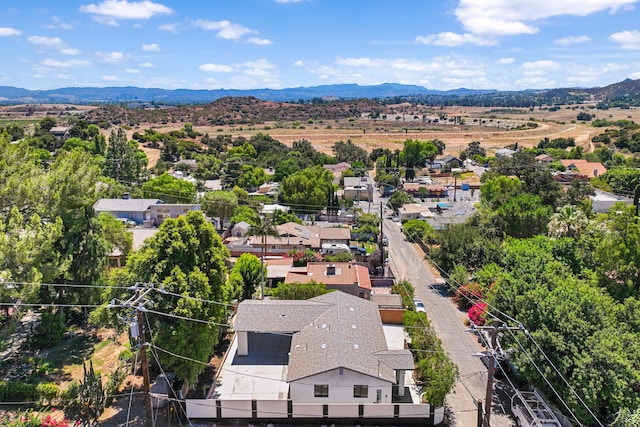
[382,218,514,427]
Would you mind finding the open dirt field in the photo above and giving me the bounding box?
[127,105,640,168]
[4,103,640,168]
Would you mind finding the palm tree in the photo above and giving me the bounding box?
[547,205,589,238]
[248,215,278,299]
[452,170,462,202]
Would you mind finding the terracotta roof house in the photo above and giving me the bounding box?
[233,291,414,404]
[324,162,352,184]
[560,159,607,179]
[285,262,372,299]
[535,153,554,164]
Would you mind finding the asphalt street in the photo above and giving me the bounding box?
[377,203,514,427]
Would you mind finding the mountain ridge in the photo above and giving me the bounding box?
[0,79,639,105]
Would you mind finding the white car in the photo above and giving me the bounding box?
[414,298,426,313]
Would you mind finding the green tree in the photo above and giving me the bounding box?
[142,173,196,203]
[232,253,264,300]
[201,190,238,230]
[403,219,435,243]
[332,139,369,165]
[547,205,589,238]
[98,211,231,383]
[388,190,412,211]
[480,176,523,210]
[279,166,335,213]
[104,128,144,182]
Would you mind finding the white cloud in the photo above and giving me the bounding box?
[142,62,155,68]
[28,36,64,46]
[554,35,591,45]
[242,59,275,69]
[125,68,140,73]
[247,37,273,45]
[43,16,73,30]
[0,27,20,36]
[336,57,385,67]
[496,57,515,65]
[60,48,81,55]
[415,32,496,46]
[630,71,640,79]
[192,19,255,40]
[142,43,160,51]
[294,60,304,67]
[199,63,233,72]
[454,0,638,36]
[80,0,173,26]
[159,22,178,32]
[610,30,640,49]
[97,51,126,62]
[102,75,118,81]
[522,60,561,70]
[42,59,92,68]
[28,36,81,55]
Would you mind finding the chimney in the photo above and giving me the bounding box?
[122,192,130,200]
[326,264,336,276]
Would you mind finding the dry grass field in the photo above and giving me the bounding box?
[129,104,640,167]
[3,103,640,168]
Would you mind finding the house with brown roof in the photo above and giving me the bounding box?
[324,162,352,184]
[285,262,372,299]
[559,159,607,179]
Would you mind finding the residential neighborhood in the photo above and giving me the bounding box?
[3,99,640,427]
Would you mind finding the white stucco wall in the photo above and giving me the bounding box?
[289,368,392,404]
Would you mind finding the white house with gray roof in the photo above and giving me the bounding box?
[233,291,414,404]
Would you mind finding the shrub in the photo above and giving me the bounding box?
[452,282,484,310]
[36,383,60,405]
[468,302,487,326]
[391,280,414,309]
[0,381,38,402]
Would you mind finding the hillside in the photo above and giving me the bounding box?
[1,79,640,106]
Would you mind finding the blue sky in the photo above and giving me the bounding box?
[1,0,640,91]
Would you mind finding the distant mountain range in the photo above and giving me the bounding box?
[1,79,639,106]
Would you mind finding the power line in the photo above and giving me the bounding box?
[145,309,230,328]
[525,330,604,427]
[144,313,192,427]
[506,328,586,427]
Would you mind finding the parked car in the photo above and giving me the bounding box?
[413,298,426,313]
[382,235,388,246]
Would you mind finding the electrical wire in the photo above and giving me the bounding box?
[390,219,603,425]
[125,349,139,427]
[526,331,604,427]
[143,313,192,426]
[505,328,586,427]
[144,308,230,328]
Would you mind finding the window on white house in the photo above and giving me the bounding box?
[314,384,328,398]
[353,385,368,398]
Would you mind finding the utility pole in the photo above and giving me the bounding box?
[468,321,523,427]
[137,301,153,427]
[110,285,154,427]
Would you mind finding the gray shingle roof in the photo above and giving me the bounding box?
[286,292,397,383]
[234,300,332,333]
